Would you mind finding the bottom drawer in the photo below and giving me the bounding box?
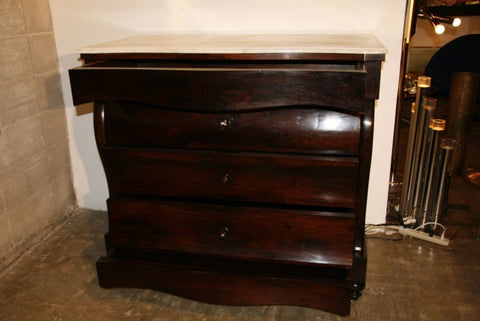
[107,198,356,267]
[96,256,352,316]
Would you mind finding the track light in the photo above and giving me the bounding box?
[435,24,445,35]
[418,3,461,35]
[435,15,462,28]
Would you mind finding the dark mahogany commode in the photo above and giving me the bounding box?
[69,34,385,316]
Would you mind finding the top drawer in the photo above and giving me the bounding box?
[69,67,368,113]
[104,102,361,156]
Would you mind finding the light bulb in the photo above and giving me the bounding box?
[452,17,461,27]
[435,24,445,34]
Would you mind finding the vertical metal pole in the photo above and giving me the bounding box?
[433,138,455,229]
[400,76,431,219]
[399,102,417,217]
[409,94,436,222]
[422,119,445,227]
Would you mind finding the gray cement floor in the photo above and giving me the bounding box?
[0,188,479,321]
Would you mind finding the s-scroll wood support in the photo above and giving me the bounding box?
[354,105,374,256]
[93,102,109,187]
[350,244,367,300]
[93,102,107,150]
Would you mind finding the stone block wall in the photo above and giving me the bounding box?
[0,0,76,270]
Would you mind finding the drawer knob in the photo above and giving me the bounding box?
[222,173,230,184]
[219,119,230,128]
[219,227,230,239]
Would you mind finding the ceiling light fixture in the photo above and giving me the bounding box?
[418,3,461,35]
[452,17,462,27]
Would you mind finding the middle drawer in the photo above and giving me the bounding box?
[104,148,358,209]
[103,101,361,156]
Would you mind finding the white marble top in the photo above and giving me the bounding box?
[78,34,387,55]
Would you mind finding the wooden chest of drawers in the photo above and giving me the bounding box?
[69,34,385,316]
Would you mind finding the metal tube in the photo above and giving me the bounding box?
[399,102,418,217]
[409,96,436,223]
[422,119,445,227]
[433,138,455,229]
[400,76,431,218]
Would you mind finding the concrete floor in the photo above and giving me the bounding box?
[0,174,479,321]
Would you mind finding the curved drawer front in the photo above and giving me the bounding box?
[107,198,355,267]
[104,148,358,209]
[69,67,367,112]
[104,102,361,156]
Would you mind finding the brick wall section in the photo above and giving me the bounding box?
[0,0,76,270]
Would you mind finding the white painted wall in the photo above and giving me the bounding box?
[49,0,407,224]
